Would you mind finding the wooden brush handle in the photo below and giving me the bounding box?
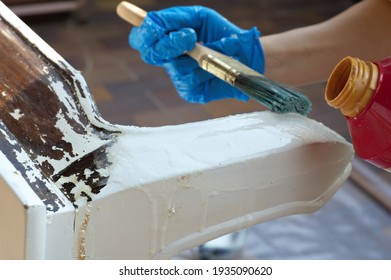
[116,1,146,26]
[116,1,218,62]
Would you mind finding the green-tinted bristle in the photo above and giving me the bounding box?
[235,74,312,115]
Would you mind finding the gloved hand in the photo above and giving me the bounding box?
[129,6,264,103]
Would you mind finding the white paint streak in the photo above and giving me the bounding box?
[103,112,297,194]
[10,109,23,120]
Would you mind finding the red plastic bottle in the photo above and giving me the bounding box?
[325,56,391,171]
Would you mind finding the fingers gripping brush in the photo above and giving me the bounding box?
[117,2,311,115]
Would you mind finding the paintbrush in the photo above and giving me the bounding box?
[117,1,311,115]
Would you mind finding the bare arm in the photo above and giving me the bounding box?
[261,0,391,86]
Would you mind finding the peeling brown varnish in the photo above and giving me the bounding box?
[0,17,116,211]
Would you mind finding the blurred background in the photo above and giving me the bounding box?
[4,0,391,259]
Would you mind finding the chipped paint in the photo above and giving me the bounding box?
[0,14,118,210]
[10,109,23,120]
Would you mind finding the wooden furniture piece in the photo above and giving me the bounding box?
[0,2,354,259]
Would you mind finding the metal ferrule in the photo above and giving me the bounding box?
[199,54,240,85]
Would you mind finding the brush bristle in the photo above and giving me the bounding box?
[235,74,311,115]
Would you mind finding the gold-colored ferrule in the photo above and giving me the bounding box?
[199,54,239,85]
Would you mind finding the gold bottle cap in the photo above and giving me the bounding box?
[325,56,379,118]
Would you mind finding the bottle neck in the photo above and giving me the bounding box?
[325,56,379,118]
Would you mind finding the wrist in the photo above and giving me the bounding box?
[260,27,336,86]
[237,27,265,74]
[260,34,291,83]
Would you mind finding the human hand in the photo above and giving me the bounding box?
[129,6,264,103]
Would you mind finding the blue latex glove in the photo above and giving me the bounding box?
[129,6,264,103]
